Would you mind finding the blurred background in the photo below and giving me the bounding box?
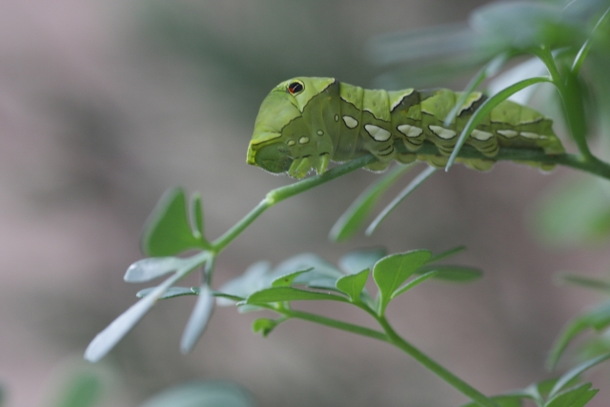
[2,1,610,406]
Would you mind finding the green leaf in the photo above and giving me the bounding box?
[546,382,597,407]
[252,318,282,337]
[558,274,610,292]
[275,253,342,279]
[459,394,524,407]
[549,352,610,398]
[85,275,176,362]
[470,1,598,55]
[392,270,439,299]
[271,269,313,287]
[547,301,610,369]
[191,193,206,240]
[276,254,343,290]
[124,257,189,283]
[339,247,387,274]
[136,286,198,299]
[329,164,412,242]
[180,284,215,354]
[373,250,432,314]
[141,187,208,257]
[336,269,370,302]
[216,261,272,305]
[246,287,348,305]
[429,245,467,262]
[418,265,483,282]
[140,380,255,407]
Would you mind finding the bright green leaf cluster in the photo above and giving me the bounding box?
[460,353,610,407]
[217,247,481,328]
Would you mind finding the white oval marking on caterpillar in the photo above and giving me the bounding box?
[298,136,310,144]
[521,132,540,139]
[397,124,423,138]
[342,115,359,129]
[497,129,518,138]
[364,124,391,142]
[471,129,493,141]
[429,125,457,140]
[287,140,296,146]
[316,130,324,136]
[334,114,339,122]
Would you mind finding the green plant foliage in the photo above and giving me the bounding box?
[546,383,598,407]
[218,248,479,314]
[85,251,209,362]
[141,188,210,256]
[51,370,102,407]
[181,284,215,354]
[459,395,523,407]
[338,247,387,274]
[545,273,610,369]
[336,269,370,303]
[558,274,610,292]
[366,166,438,235]
[329,164,412,241]
[136,286,198,299]
[139,380,255,407]
[461,353,610,407]
[534,177,610,245]
[417,265,483,282]
[549,301,610,366]
[125,257,192,283]
[246,287,348,305]
[252,318,282,337]
[373,250,432,314]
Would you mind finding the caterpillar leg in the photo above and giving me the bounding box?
[364,149,395,172]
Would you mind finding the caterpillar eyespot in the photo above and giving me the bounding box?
[287,81,304,95]
[247,76,565,179]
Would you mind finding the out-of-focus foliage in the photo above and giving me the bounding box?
[139,381,256,407]
[533,177,610,245]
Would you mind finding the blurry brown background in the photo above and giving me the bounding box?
[2,1,609,406]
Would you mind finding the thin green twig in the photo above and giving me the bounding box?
[211,155,376,252]
[533,46,595,162]
[377,316,498,407]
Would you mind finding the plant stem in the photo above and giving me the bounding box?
[275,302,496,406]
[377,315,497,407]
[533,46,595,162]
[282,308,387,342]
[413,143,610,180]
[211,155,375,252]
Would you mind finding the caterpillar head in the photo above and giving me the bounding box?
[247,77,336,178]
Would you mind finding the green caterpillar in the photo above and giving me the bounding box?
[247,77,564,178]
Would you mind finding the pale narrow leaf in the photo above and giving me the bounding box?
[85,278,173,362]
[180,284,215,354]
[124,257,186,283]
